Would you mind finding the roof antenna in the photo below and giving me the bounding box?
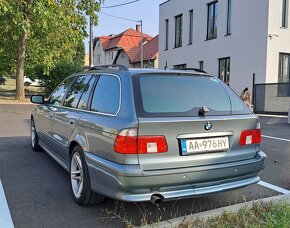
[164,60,168,70]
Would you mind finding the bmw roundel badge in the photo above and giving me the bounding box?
[205,122,212,131]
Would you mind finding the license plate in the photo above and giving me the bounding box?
[181,137,229,154]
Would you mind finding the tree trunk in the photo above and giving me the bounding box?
[15,32,28,100]
[16,0,29,101]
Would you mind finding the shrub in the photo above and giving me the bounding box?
[29,61,83,96]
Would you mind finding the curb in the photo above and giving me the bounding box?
[141,193,290,228]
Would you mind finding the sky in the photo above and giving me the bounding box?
[84,0,165,53]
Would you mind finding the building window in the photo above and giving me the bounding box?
[278,53,290,96]
[174,64,187,69]
[189,10,193,44]
[199,61,204,70]
[175,14,183,48]
[279,53,290,83]
[226,0,232,35]
[110,52,114,60]
[207,1,218,40]
[165,19,169,50]
[281,0,288,28]
[219,57,230,85]
[97,54,101,63]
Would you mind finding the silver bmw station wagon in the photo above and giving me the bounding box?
[30,65,266,206]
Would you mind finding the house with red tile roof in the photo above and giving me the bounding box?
[93,26,159,68]
[115,35,159,68]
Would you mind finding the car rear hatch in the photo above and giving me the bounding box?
[132,73,260,171]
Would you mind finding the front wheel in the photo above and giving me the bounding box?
[31,118,41,151]
[70,146,104,206]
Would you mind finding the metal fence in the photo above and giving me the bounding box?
[254,83,290,115]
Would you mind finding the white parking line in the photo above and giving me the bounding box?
[0,180,14,228]
[262,135,290,142]
[258,181,290,194]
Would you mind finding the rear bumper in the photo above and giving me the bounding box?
[85,151,266,202]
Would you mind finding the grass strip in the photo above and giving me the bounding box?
[181,201,290,228]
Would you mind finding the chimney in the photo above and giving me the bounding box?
[136,24,141,32]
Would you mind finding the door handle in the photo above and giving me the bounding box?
[69,119,75,125]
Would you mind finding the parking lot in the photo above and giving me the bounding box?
[0,104,289,228]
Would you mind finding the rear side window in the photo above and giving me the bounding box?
[48,76,75,106]
[63,75,92,108]
[90,75,120,115]
[77,76,97,110]
[133,74,250,117]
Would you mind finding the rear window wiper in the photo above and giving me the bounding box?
[198,106,209,116]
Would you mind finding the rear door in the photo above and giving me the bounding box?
[133,74,259,171]
[51,75,93,163]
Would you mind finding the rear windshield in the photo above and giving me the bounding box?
[132,74,251,117]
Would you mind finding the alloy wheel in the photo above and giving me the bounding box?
[71,152,84,198]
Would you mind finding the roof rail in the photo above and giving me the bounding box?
[172,68,207,74]
[90,64,128,71]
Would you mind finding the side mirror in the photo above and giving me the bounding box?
[31,95,45,104]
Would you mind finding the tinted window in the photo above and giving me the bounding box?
[78,76,97,110]
[63,75,92,108]
[90,75,120,114]
[48,77,75,106]
[133,74,250,117]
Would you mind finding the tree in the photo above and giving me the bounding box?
[0,0,103,100]
[28,41,86,95]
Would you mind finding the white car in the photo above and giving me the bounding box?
[24,76,42,87]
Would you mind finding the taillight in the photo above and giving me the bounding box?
[114,129,138,154]
[240,129,261,145]
[137,136,168,154]
[114,128,168,154]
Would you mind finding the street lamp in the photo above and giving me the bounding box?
[89,16,94,67]
[138,20,143,68]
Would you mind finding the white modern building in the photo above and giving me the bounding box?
[159,0,290,95]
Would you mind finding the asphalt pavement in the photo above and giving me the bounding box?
[0,104,289,228]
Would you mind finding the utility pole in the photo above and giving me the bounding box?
[138,20,143,68]
[89,16,94,67]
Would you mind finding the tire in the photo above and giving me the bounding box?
[70,145,104,206]
[31,118,41,151]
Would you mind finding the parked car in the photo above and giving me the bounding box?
[24,76,42,87]
[0,76,7,85]
[30,65,266,206]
